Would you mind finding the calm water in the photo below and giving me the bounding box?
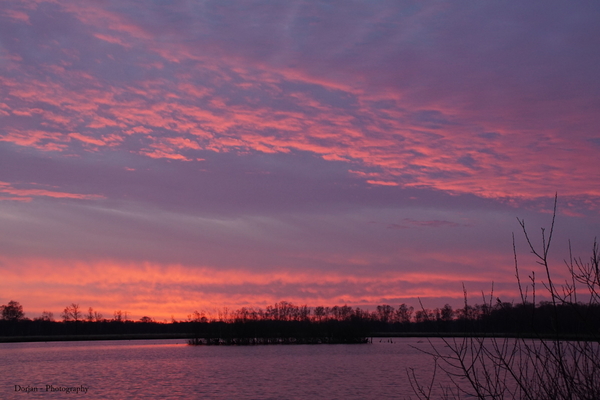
[0,338,451,399]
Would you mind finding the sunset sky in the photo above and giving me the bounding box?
[1,1,599,321]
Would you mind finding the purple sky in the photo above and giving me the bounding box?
[0,1,599,320]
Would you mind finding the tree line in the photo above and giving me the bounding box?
[2,298,599,338]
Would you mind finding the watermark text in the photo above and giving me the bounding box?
[14,384,89,394]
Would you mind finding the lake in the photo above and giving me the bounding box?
[0,338,454,399]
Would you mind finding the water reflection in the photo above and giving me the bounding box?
[1,338,443,399]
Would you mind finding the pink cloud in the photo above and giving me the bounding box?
[140,149,191,161]
[93,33,132,48]
[0,129,69,151]
[0,195,32,202]
[387,219,464,229]
[0,182,103,201]
[0,4,597,206]
[2,58,598,206]
[367,180,399,187]
[1,9,31,24]
[69,132,106,146]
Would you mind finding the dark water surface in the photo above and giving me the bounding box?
[1,338,447,399]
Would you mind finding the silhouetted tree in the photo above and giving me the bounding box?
[86,307,94,322]
[396,303,414,323]
[62,303,81,322]
[113,310,124,321]
[414,309,430,323]
[377,304,394,323]
[313,306,326,322]
[440,304,454,322]
[298,304,311,321]
[90,308,103,322]
[1,300,24,321]
[338,305,354,321]
[34,311,54,321]
[190,310,208,323]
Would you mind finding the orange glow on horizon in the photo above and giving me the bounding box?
[0,256,530,321]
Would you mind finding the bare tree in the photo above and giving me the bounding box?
[409,195,600,399]
[35,311,54,321]
[112,310,129,321]
[190,310,208,323]
[313,306,326,322]
[377,304,395,323]
[397,303,414,323]
[414,309,430,323]
[86,307,95,322]
[62,303,81,322]
[440,304,454,322]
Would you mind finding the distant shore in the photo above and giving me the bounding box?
[1,331,594,343]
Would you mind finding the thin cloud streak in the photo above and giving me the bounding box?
[0,181,103,201]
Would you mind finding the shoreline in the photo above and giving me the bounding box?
[0,331,595,343]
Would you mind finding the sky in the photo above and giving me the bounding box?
[0,0,599,321]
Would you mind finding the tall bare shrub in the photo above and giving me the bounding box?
[410,196,600,400]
